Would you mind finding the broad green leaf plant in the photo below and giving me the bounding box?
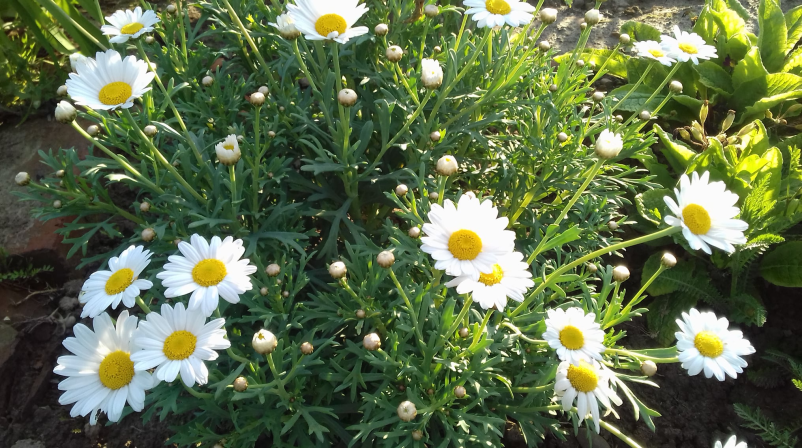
[15,0,763,447]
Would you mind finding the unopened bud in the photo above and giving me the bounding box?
[395,184,408,196]
[300,342,314,355]
[458,327,469,338]
[424,4,439,17]
[141,228,156,242]
[412,430,423,441]
[558,132,568,142]
[140,201,151,212]
[268,131,276,138]
[397,400,417,422]
[252,329,278,354]
[282,290,289,298]
[408,227,421,238]
[55,101,77,123]
[53,200,62,209]
[587,263,598,273]
[386,45,403,62]
[258,86,269,95]
[721,110,736,133]
[202,76,214,87]
[15,172,30,186]
[329,261,347,279]
[669,80,683,94]
[145,36,155,44]
[607,220,618,230]
[538,41,551,51]
[641,360,657,377]
[613,265,630,282]
[266,263,281,277]
[592,91,605,102]
[166,4,176,13]
[55,170,65,178]
[250,92,265,106]
[615,114,623,123]
[363,333,381,351]
[619,33,631,45]
[454,385,466,398]
[430,131,441,142]
[233,376,248,392]
[87,125,99,136]
[356,309,366,319]
[57,85,68,96]
[260,287,268,296]
[338,89,357,107]
[661,253,677,268]
[639,110,652,121]
[377,251,395,268]
[576,59,585,68]
[436,155,459,176]
[585,9,601,25]
[428,192,439,201]
[143,125,158,137]
[540,8,558,24]
[580,22,588,30]
[433,45,442,53]
[375,23,389,36]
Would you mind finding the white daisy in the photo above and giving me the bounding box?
[445,251,533,311]
[463,0,536,28]
[54,311,156,425]
[65,49,155,110]
[130,302,231,387]
[79,245,153,318]
[421,58,444,89]
[554,360,622,434]
[715,435,747,448]
[675,308,755,381]
[101,7,160,44]
[215,134,241,166]
[660,25,717,65]
[633,40,676,66]
[269,12,301,40]
[664,171,748,254]
[156,234,258,317]
[421,195,516,280]
[287,0,369,44]
[543,307,606,365]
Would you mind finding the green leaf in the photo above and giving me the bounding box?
[761,241,802,286]
[782,47,802,72]
[635,189,671,225]
[653,124,697,172]
[693,61,734,96]
[554,50,627,78]
[619,21,662,42]
[733,47,769,89]
[647,292,699,346]
[757,147,783,205]
[609,84,665,112]
[758,0,788,72]
[785,5,802,53]
[734,73,802,116]
[721,0,751,22]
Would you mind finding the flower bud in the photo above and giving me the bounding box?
[576,59,585,68]
[57,85,68,96]
[386,45,403,62]
[145,35,155,44]
[250,91,265,106]
[397,400,417,422]
[252,329,278,354]
[433,45,442,53]
[587,263,598,273]
[202,76,214,87]
[140,201,151,212]
[268,131,276,138]
[615,114,623,123]
[363,333,381,351]
[436,155,459,176]
[266,263,281,277]
[258,86,269,95]
[338,89,358,107]
[300,342,314,355]
[143,125,158,137]
[329,261,347,279]
[141,228,156,242]
[458,327,469,338]
[87,125,99,136]
[395,184,408,196]
[619,33,631,45]
[540,8,558,24]
[661,252,677,268]
[607,220,618,230]
[408,227,421,238]
[377,250,395,268]
[166,4,176,13]
[594,129,623,159]
[375,23,389,36]
[55,170,65,178]
[589,60,597,70]
[641,360,657,377]
[53,200,62,209]
[585,9,601,25]
[260,287,268,296]
[538,41,551,51]
[430,131,441,142]
[282,290,290,298]
[557,132,568,142]
[233,376,248,392]
[55,101,77,123]
[279,106,285,112]
[580,22,587,30]
[722,110,736,133]
[15,172,30,186]
[612,265,630,282]
[669,80,683,94]
[424,4,439,17]
[639,110,652,121]
[412,430,423,441]
[454,385,466,398]
[355,309,366,319]
[421,58,443,89]
[592,91,605,102]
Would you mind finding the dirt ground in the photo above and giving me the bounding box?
[2,0,802,447]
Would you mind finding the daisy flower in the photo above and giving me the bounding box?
[215,134,241,166]
[269,12,301,40]
[445,251,534,311]
[65,49,155,110]
[633,40,675,66]
[79,245,153,318]
[54,311,156,425]
[664,171,748,254]
[675,308,755,381]
[463,0,536,28]
[715,435,747,448]
[421,195,516,280]
[421,58,444,89]
[543,307,606,365]
[287,0,369,44]
[130,302,231,387]
[554,360,622,434]
[101,7,160,44]
[156,234,257,316]
[660,25,717,64]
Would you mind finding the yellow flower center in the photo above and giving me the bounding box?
[315,13,347,37]
[485,0,512,15]
[223,143,235,151]
[120,22,145,35]
[448,229,483,261]
[682,204,712,235]
[694,331,724,358]
[648,48,665,58]
[567,362,599,393]
[192,259,227,287]
[98,81,133,106]
[559,325,585,350]
[163,330,197,360]
[678,42,699,54]
[105,268,134,295]
[478,264,504,286]
[98,350,135,390]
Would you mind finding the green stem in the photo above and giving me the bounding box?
[599,420,644,448]
[136,296,152,314]
[220,0,268,69]
[395,63,420,106]
[229,165,237,209]
[588,43,621,85]
[610,64,654,115]
[39,0,107,50]
[512,227,681,317]
[510,384,552,393]
[266,353,291,400]
[604,347,679,363]
[456,308,493,359]
[175,0,189,67]
[388,269,425,349]
[183,383,213,399]
[624,63,681,127]
[499,322,548,345]
[251,106,262,215]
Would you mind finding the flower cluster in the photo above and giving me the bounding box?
[634,25,717,66]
